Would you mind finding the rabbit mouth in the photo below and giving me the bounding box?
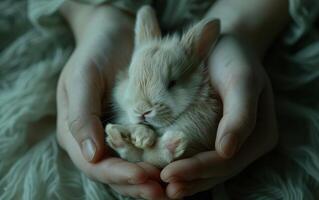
[132,103,176,128]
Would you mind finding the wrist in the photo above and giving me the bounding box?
[60,2,134,44]
[61,2,134,92]
[205,0,289,58]
[60,1,95,37]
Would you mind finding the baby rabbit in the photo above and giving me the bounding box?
[105,6,221,168]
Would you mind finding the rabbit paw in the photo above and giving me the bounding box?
[162,131,188,161]
[105,124,130,148]
[105,124,143,162]
[128,124,156,149]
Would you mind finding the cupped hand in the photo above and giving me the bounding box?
[160,35,278,199]
[56,5,167,199]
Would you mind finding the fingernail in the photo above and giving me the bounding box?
[128,173,147,184]
[220,134,238,158]
[81,138,96,162]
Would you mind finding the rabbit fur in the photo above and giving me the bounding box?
[105,6,222,168]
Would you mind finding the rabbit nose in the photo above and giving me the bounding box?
[140,110,152,121]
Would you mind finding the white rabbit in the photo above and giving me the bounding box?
[105,6,221,168]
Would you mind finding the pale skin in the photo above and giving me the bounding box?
[57,0,289,199]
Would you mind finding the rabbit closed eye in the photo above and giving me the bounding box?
[105,6,222,168]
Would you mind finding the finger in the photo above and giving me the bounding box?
[162,87,277,183]
[161,151,234,182]
[166,178,226,199]
[64,129,149,184]
[208,38,263,158]
[92,158,149,184]
[64,62,106,163]
[56,73,70,149]
[110,180,168,200]
[136,162,161,181]
[57,93,149,185]
[215,76,261,158]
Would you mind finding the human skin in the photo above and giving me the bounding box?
[161,0,289,198]
[57,3,167,200]
[57,0,289,199]
[206,0,290,158]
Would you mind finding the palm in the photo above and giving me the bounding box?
[160,36,278,199]
[57,6,166,200]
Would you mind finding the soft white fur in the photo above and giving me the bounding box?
[2,1,319,199]
[105,6,222,167]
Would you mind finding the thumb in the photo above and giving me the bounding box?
[216,82,260,159]
[65,65,106,163]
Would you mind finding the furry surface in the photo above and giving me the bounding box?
[0,0,318,200]
[106,7,221,167]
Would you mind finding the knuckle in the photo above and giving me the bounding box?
[233,114,255,135]
[68,116,87,137]
[193,156,205,179]
[129,169,145,183]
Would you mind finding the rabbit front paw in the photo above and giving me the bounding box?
[105,124,130,148]
[127,124,156,149]
[105,123,143,162]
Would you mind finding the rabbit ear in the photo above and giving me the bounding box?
[181,19,220,60]
[135,6,161,47]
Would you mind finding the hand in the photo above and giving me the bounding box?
[211,35,276,158]
[57,4,166,199]
[160,35,278,199]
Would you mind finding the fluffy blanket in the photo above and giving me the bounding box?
[0,0,318,199]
